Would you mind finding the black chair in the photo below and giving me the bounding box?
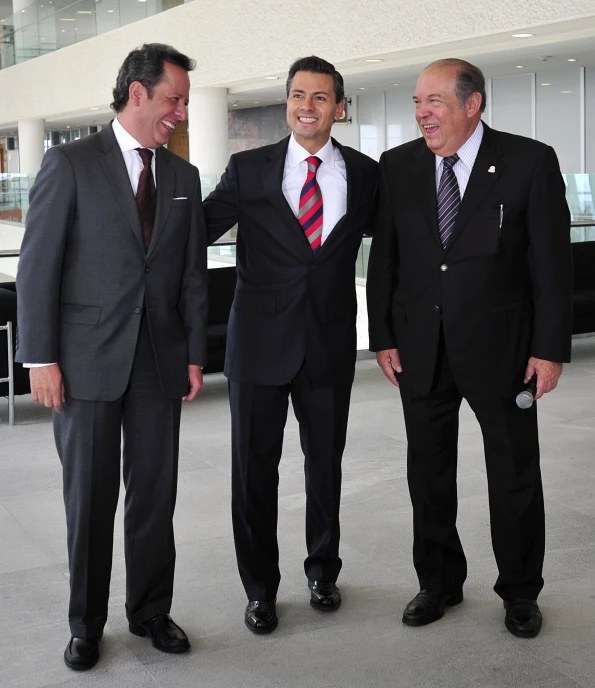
[0,282,31,425]
[571,242,595,335]
[206,266,236,373]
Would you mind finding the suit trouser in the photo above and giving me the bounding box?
[54,318,182,638]
[229,365,353,600]
[399,338,545,601]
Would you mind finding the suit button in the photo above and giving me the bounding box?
[440,264,448,272]
[145,265,151,273]
[134,307,142,314]
[309,264,315,270]
[434,305,440,311]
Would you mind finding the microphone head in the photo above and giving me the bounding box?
[516,390,534,409]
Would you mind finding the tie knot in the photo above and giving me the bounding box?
[306,156,322,173]
[136,147,153,166]
[443,154,459,170]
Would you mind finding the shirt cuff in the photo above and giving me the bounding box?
[23,363,57,368]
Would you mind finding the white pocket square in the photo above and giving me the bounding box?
[173,196,188,200]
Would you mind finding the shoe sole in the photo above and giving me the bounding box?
[129,624,190,653]
[244,616,278,634]
[504,618,542,638]
[310,598,342,612]
[402,591,464,627]
[63,649,99,671]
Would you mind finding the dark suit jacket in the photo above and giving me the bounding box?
[203,136,377,387]
[16,124,208,401]
[367,124,573,398]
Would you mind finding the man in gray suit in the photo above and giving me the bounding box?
[16,43,208,670]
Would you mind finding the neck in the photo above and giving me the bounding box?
[294,133,331,156]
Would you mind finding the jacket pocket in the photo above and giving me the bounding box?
[233,291,277,313]
[60,303,102,325]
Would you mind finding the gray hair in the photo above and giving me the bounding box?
[426,58,486,113]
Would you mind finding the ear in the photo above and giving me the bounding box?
[334,99,346,121]
[466,92,482,118]
[128,80,145,107]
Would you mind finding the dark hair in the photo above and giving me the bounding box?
[286,55,345,104]
[111,43,195,113]
[426,58,487,113]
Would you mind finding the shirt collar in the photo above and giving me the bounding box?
[287,132,335,169]
[435,120,484,171]
[112,117,156,156]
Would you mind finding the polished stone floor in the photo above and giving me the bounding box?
[0,336,594,688]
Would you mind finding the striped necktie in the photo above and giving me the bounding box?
[437,154,460,249]
[298,156,323,253]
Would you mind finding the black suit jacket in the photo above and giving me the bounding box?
[367,124,573,398]
[16,124,208,400]
[203,136,377,387]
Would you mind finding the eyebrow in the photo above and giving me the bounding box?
[291,89,331,96]
[412,93,444,101]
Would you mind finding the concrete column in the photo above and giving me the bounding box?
[188,87,229,176]
[17,118,44,175]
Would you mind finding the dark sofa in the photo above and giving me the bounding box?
[571,241,595,335]
[0,281,31,399]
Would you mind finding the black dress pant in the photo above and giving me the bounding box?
[54,318,182,638]
[399,338,545,601]
[229,365,353,600]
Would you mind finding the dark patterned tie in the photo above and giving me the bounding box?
[135,147,156,250]
[437,154,460,249]
[298,156,323,253]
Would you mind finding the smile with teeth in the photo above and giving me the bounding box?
[161,119,176,131]
[298,117,317,123]
[423,123,439,132]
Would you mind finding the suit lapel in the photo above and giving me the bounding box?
[412,140,442,251]
[147,147,175,256]
[446,124,506,252]
[97,125,145,252]
[262,137,313,258]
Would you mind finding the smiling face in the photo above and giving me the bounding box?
[123,61,190,148]
[413,65,481,157]
[286,70,344,154]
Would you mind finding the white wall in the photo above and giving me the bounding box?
[2,0,595,125]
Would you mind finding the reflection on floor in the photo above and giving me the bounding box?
[0,335,594,688]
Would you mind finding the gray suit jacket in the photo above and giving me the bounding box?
[16,124,208,401]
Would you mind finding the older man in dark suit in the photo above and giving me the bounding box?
[16,43,208,669]
[204,56,377,634]
[367,58,572,638]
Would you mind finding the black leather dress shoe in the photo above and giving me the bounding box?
[129,614,190,653]
[63,636,100,671]
[309,581,342,611]
[504,599,542,638]
[244,600,278,634]
[402,589,464,626]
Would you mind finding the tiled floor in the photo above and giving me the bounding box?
[0,336,594,687]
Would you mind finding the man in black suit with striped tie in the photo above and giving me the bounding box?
[204,56,377,634]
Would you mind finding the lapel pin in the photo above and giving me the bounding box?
[488,165,496,173]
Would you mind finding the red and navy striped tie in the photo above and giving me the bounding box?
[298,156,323,253]
[437,154,460,249]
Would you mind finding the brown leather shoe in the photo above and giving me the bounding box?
[129,614,190,653]
[402,589,463,626]
[63,636,100,671]
[504,599,542,638]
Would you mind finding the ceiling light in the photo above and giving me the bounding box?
[232,103,238,107]
[107,9,114,11]
[77,9,92,13]
[357,87,366,90]
[511,33,535,38]
[365,59,384,63]
[541,83,551,86]
[253,101,260,104]
[277,98,283,101]
[568,58,577,62]
[90,107,99,111]
[59,17,75,21]
[265,76,279,80]
[393,83,400,86]
[21,8,25,11]
[66,125,70,129]
[61,28,65,32]
[516,65,524,69]
[561,90,572,94]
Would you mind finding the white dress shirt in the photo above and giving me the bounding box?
[25,119,155,368]
[282,133,347,244]
[435,120,484,197]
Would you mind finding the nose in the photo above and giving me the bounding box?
[177,101,189,122]
[302,94,316,111]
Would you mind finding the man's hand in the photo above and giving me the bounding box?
[376,349,402,387]
[30,364,65,412]
[524,357,563,401]
[183,364,204,401]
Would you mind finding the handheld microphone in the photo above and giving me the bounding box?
[516,375,538,409]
